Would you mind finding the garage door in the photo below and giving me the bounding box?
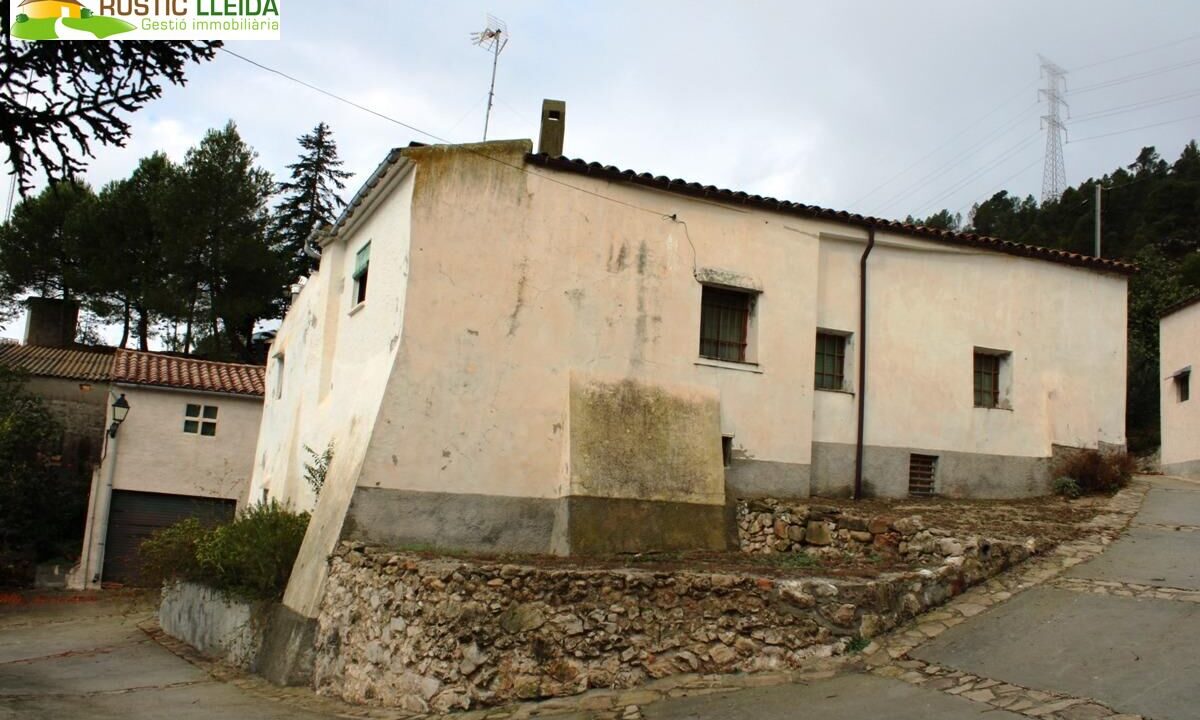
[103,490,236,585]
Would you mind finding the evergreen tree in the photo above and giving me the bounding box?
[1,38,219,195]
[274,122,353,279]
[0,181,96,329]
[172,121,287,361]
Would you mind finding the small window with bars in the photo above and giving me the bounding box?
[699,286,753,363]
[183,404,218,437]
[974,351,1009,409]
[815,332,847,391]
[909,454,937,497]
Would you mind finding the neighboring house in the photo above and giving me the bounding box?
[1160,294,1200,477]
[74,348,265,586]
[18,0,83,18]
[0,296,267,587]
[0,337,114,480]
[247,104,1131,662]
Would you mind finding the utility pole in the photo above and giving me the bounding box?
[1039,55,1068,203]
[1094,183,1102,257]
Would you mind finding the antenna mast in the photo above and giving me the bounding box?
[471,14,509,142]
[1038,54,1068,203]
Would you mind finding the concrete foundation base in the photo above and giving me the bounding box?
[811,442,1052,498]
[725,459,811,499]
[560,495,732,554]
[1161,459,1200,479]
[257,603,317,687]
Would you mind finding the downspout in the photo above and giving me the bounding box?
[854,227,876,500]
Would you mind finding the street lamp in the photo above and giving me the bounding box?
[108,394,130,438]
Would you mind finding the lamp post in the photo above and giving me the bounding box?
[85,393,132,587]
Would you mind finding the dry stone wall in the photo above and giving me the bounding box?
[314,526,1044,713]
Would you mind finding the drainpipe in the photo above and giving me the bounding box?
[854,227,876,500]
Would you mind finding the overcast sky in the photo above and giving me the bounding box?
[5,0,1200,341]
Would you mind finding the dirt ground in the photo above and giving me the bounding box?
[381,491,1114,580]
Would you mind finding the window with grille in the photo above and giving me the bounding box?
[183,404,218,437]
[699,286,752,363]
[974,351,1009,408]
[909,454,937,497]
[815,332,847,390]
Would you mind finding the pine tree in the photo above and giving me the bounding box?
[274,123,353,279]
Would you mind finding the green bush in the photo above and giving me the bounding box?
[1053,449,1136,495]
[139,500,309,600]
[80,8,93,17]
[1052,477,1082,499]
[139,517,212,587]
[15,13,29,22]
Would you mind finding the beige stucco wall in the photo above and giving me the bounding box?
[107,384,262,507]
[1161,303,1200,470]
[812,233,1127,457]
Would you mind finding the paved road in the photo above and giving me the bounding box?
[641,475,1200,720]
[2,477,1194,719]
[0,594,327,720]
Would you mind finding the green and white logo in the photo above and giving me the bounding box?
[11,0,280,41]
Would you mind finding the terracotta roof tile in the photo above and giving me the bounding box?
[525,153,1137,276]
[112,350,264,397]
[0,343,116,382]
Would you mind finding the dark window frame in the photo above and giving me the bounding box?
[699,286,754,363]
[1177,371,1191,403]
[183,403,219,436]
[815,331,848,391]
[974,352,1002,408]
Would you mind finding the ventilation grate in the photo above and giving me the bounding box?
[908,454,938,497]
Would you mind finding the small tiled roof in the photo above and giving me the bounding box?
[525,153,1137,276]
[1161,292,1200,319]
[113,349,264,397]
[0,343,116,382]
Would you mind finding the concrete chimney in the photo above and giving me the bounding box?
[538,99,566,157]
[23,297,80,348]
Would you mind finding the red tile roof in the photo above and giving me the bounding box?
[0,343,116,382]
[112,350,264,397]
[525,153,1137,276]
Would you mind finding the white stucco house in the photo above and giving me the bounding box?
[70,349,265,587]
[1160,294,1200,478]
[245,106,1131,671]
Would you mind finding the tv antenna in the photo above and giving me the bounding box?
[471,14,509,141]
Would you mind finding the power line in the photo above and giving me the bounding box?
[913,132,1041,217]
[956,157,1042,218]
[1069,87,1200,123]
[872,101,1039,216]
[1070,31,1200,73]
[850,80,1037,209]
[1069,56,1200,96]
[218,48,673,220]
[1068,111,1200,143]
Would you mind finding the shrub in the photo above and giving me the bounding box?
[139,500,309,600]
[1053,449,1136,495]
[1052,477,1082,499]
[81,8,93,17]
[302,441,334,498]
[16,13,29,22]
[139,517,212,587]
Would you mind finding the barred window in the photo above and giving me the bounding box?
[974,353,1002,408]
[815,332,847,390]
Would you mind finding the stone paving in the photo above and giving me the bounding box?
[135,479,1153,720]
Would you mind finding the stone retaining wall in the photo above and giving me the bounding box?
[314,531,1046,713]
